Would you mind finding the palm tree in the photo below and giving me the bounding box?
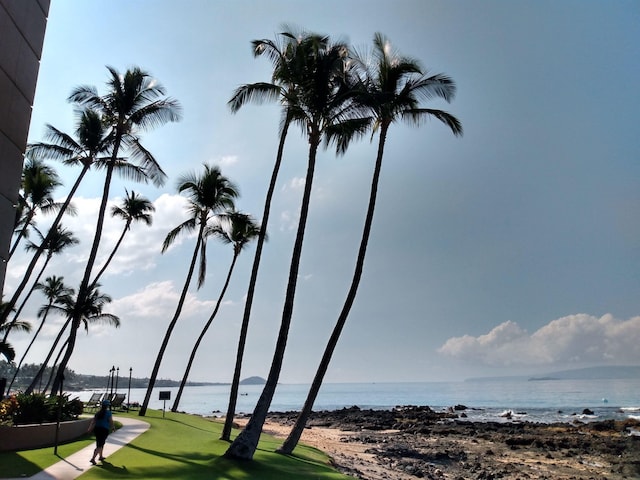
[225,32,369,460]
[171,212,260,412]
[278,33,463,454]
[90,189,155,287]
[51,66,181,394]
[7,276,73,392]
[1,225,78,343]
[46,284,120,394]
[0,301,28,362]
[139,164,238,416]
[221,26,309,441]
[1,110,110,326]
[9,158,64,259]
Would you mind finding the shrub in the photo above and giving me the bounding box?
[10,393,84,425]
[0,395,19,425]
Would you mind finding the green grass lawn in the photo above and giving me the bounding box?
[0,410,351,479]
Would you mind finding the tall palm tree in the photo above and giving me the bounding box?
[46,284,120,394]
[90,189,155,287]
[51,66,181,394]
[221,26,310,441]
[139,164,238,416]
[2,225,78,343]
[9,158,64,259]
[7,276,73,392]
[225,32,369,460]
[1,110,111,326]
[171,212,260,412]
[278,33,463,454]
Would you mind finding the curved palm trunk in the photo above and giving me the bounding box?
[43,337,69,394]
[278,126,388,454]
[172,252,238,412]
[2,253,52,343]
[7,304,52,392]
[139,229,204,416]
[25,317,70,394]
[1,165,90,325]
[221,120,290,441]
[90,222,129,288]
[224,137,319,460]
[52,154,118,394]
[9,210,35,259]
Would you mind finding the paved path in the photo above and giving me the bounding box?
[6,416,149,480]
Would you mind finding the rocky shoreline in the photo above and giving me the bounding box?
[257,405,640,479]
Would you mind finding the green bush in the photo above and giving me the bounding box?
[11,393,84,425]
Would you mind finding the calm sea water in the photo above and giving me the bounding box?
[72,378,640,424]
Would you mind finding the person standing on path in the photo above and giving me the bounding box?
[87,399,115,464]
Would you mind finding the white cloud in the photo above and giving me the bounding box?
[279,210,298,232]
[438,314,640,367]
[218,155,239,167]
[282,177,305,192]
[110,280,215,320]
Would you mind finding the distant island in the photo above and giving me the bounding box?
[465,365,640,382]
[240,376,266,385]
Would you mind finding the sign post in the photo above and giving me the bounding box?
[159,391,171,418]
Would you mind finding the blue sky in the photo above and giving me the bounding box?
[7,0,640,383]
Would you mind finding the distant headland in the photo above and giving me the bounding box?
[465,365,640,382]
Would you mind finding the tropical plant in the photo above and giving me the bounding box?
[171,212,260,412]
[7,276,74,393]
[0,301,24,362]
[221,26,307,441]
[1,110,111,326]
[46,284,120,395]
[51,66,181,394]
[90,189,155,287]
[2,225,78,343]
[225,31,369,460]
[139,164,238,416]
[9,158,64,259]
[278,33,463,454]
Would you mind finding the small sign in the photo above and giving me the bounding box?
[159,391,171,400]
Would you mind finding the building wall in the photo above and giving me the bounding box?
[0,0,50,292]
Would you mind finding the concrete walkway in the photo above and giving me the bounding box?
[6,416,149,480]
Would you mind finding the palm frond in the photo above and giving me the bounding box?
[402,108,463,136]
[162,219,196,253]
[228,83,283,112]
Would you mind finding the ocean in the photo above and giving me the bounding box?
[72,377,640,424]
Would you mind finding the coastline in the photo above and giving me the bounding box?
[237,406,640,479]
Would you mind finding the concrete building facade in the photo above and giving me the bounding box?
[0,0,50,292]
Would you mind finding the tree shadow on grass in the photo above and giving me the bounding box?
[0,452,42,478]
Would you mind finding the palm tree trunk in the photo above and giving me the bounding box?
[2,253,52,343]
[221,119,290,441]
[25,317,70,394]
[8,211,35,259]
[139,229,204,416]
[224,137,319,460]
[172,253,238,412]
[7,306,52,392]
[90,222,129,288]
[51,156,117,395]
[0,165,90,325]
[43,337,70,394]
[278,126,388,454]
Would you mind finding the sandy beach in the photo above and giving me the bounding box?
[237,406,640,479]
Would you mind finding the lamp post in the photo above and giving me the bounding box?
[115,367,120,393]
[109,366,115,397]
[127,367,132,409]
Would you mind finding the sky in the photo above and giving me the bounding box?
[6,0,640,384]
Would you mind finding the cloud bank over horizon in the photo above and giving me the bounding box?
[438,314,640,368]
